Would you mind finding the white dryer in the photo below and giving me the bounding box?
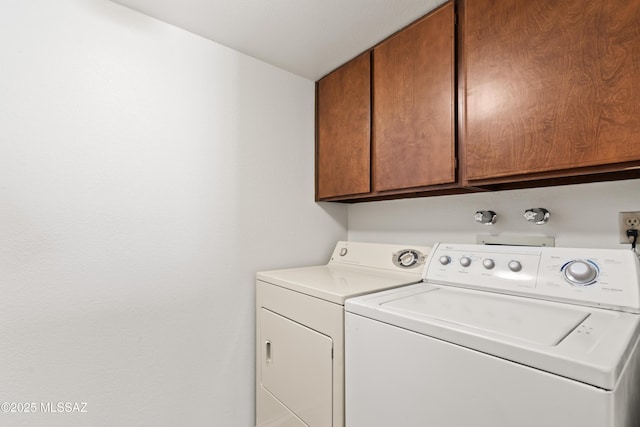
[345,243,640,427]
[255,241,430,427]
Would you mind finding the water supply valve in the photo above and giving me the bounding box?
[524,208,550,224]
[475,210,497,225]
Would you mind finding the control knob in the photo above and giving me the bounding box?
[460,257,472,267]
[563,260,598,286]
[393,249,425,269]
[398,251,418,267]
[482,259,495,270]
[439,255,452,265]
[508,260,522,272]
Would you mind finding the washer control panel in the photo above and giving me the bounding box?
[424,243,640,313]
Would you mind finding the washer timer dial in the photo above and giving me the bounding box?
[562,260,599,286]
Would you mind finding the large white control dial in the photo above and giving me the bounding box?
[563,260,598,285]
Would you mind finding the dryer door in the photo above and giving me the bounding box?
[259,308,333,427]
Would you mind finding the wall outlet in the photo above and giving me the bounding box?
[619,211,640,243]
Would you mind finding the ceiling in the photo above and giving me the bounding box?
[110,0,447,80]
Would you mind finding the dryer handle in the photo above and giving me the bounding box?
[265,340,272,365]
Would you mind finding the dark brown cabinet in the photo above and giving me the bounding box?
[317,0,640,203]
[373,2,456,192]
[461,0,640,185]
[316,53,371,199]
[316,2,456,201]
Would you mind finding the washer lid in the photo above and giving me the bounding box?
[346,283,640,390]
[383,287,589,346]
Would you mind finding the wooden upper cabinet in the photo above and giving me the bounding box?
[462,0,640,184]
[373,2,456,192]
[316,53,371,200]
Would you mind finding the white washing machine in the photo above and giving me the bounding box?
[255,241,430,427]
[346,243,640,427]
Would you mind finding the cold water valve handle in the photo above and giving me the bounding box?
[475,210,497,225]
[524,208,550,224]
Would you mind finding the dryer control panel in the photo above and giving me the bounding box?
[330,241,429,273]
[424,243,640,313]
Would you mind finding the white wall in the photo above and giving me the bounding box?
[349,178,640,249]
[0,1,347,426]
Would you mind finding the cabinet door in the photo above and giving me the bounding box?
[462,0,640,183]
[316,53,371,199]
[373,2,456,192]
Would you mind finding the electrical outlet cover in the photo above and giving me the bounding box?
[619,211,640,243]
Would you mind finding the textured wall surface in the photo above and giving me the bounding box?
[0,1,346,426]
[349,179,640,250]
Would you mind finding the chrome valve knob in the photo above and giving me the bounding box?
[475,210,497,225]
[524,208,550,224]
